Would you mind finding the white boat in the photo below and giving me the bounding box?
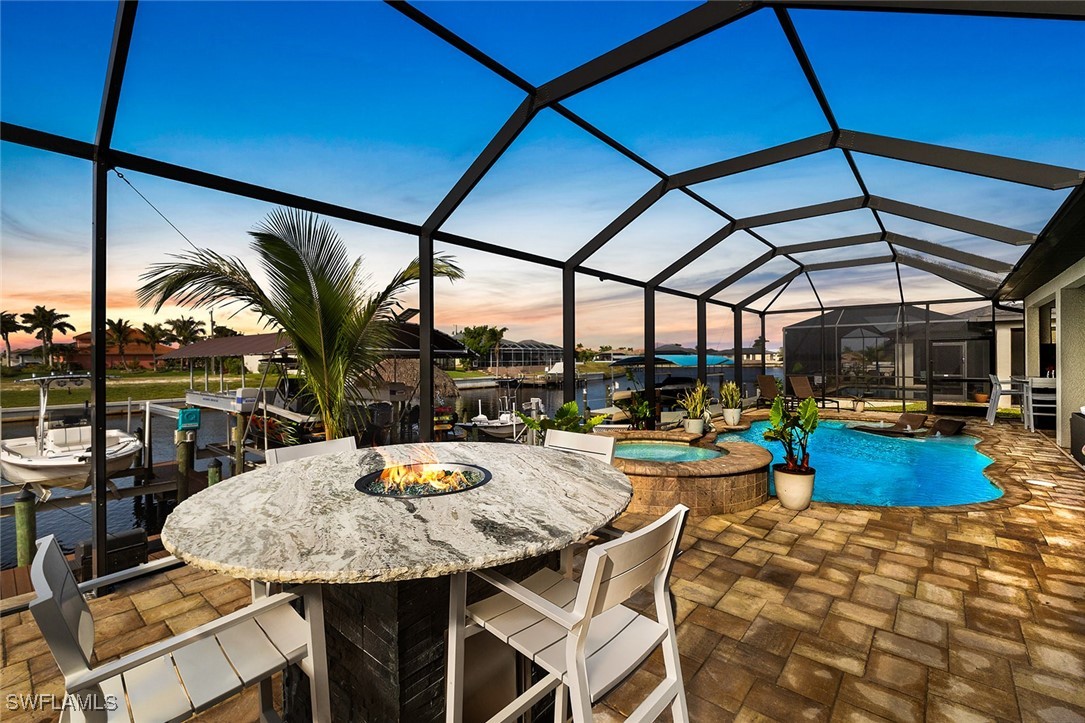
[0,374,143,499]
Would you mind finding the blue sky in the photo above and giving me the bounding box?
[2,1,1082,350]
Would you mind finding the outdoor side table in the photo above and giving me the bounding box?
[161,442,632,722]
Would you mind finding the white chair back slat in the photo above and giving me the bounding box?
[29,535,94,679]
[591,542,674,616]
[264,436,358,466]
[543,429,615,465]
[575,505,687,621]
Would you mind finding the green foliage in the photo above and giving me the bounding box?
[719,381,742,409]
[107,318,137,369]
[138,207,463,440]
[1,311,26,368]
[460,325,507,364]
[20,306,76,369]
[517,401,605,435]
[762,396,819,471]
[676,380,711,417]
[614,391,653,429]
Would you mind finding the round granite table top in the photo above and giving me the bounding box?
[161,442,633,584]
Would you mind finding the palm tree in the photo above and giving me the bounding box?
[1,311,25,368]
[165,316,206,346]
[141,322,170,370]
[20,306,76,369]
[106,318,137,370]
[137,207,464,440]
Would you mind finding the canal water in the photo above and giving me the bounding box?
[1,410,230,568]
[1,367,781,568]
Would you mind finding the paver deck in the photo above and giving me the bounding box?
[2,415,1083,722]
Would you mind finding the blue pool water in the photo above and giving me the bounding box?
[717,421,999,507]
[615,442,723,462]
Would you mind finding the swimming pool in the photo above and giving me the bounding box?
[614,441,724,462]
[717,421,1000,507]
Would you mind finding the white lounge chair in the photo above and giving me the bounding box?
[456,505,690,723]
[30,535,330,722]
[264,436,357,466]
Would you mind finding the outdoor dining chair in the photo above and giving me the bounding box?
[263,435,358,465]
[986,374,1024,426]
[456,504,690,723]
[543,428,616,464]
[29,535,331,722]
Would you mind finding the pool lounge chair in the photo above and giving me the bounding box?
[853,413,928,437]
[756,375,781,409]
[929,418,965,437]
[788,375,840,410]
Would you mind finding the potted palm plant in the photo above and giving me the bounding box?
[719,381,742,426]
[762,396,819,510]
[676,381,711,434]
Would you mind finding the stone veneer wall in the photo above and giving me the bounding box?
[605,431,771,516]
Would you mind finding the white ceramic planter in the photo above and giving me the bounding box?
[683,417,705,435]
[722,408,742,426]
[854,400,865,414]
[773,465,815,510]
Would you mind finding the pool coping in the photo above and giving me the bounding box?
[730,409,1031,513]
[603,430,772,478]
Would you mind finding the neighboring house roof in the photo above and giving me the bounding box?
[163,323,470,360]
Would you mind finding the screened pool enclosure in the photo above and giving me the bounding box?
[2,1,1084,572]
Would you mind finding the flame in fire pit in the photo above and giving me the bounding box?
[379,465,470,493]
[356,462,491,498]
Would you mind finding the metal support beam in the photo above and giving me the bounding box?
[736,196,866,230]
[644,289,656,419]
[869,196,1035,245]
[733,309,744,398]
[562,268,576,404]
[423,96,537,234]
[89,0,138,581]
[760,314,767,374]
[775,232,884,256]
[91,162,109,580]
[418,234,434,442]
[738,268,804,308]
[697,299,708,383]
[896,252,999,297]
[837,130,1084,191]
[537,2,756,105]
[885,232,1014,274]
[765,0,1085,21]
[649,223,736,286]
[700,251,775,300]
[669,132,835,188]
[804,255,895,273]
[568,180,668,268]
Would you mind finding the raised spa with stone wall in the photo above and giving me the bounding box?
[603,430,772,516]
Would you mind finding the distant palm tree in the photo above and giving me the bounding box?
[165,316,206,346]
[20,306,76,369]
[1,311,25,368]
[138,207,463,440]
[141,322,170,370]
[106,318,137,370]
[164,316,206,372]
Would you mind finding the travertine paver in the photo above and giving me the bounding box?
[1,415,1082,722]
[601,415,1085,721]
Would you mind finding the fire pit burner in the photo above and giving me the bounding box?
[356,462,491,498]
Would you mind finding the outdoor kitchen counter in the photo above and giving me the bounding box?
[161,441,633,585]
